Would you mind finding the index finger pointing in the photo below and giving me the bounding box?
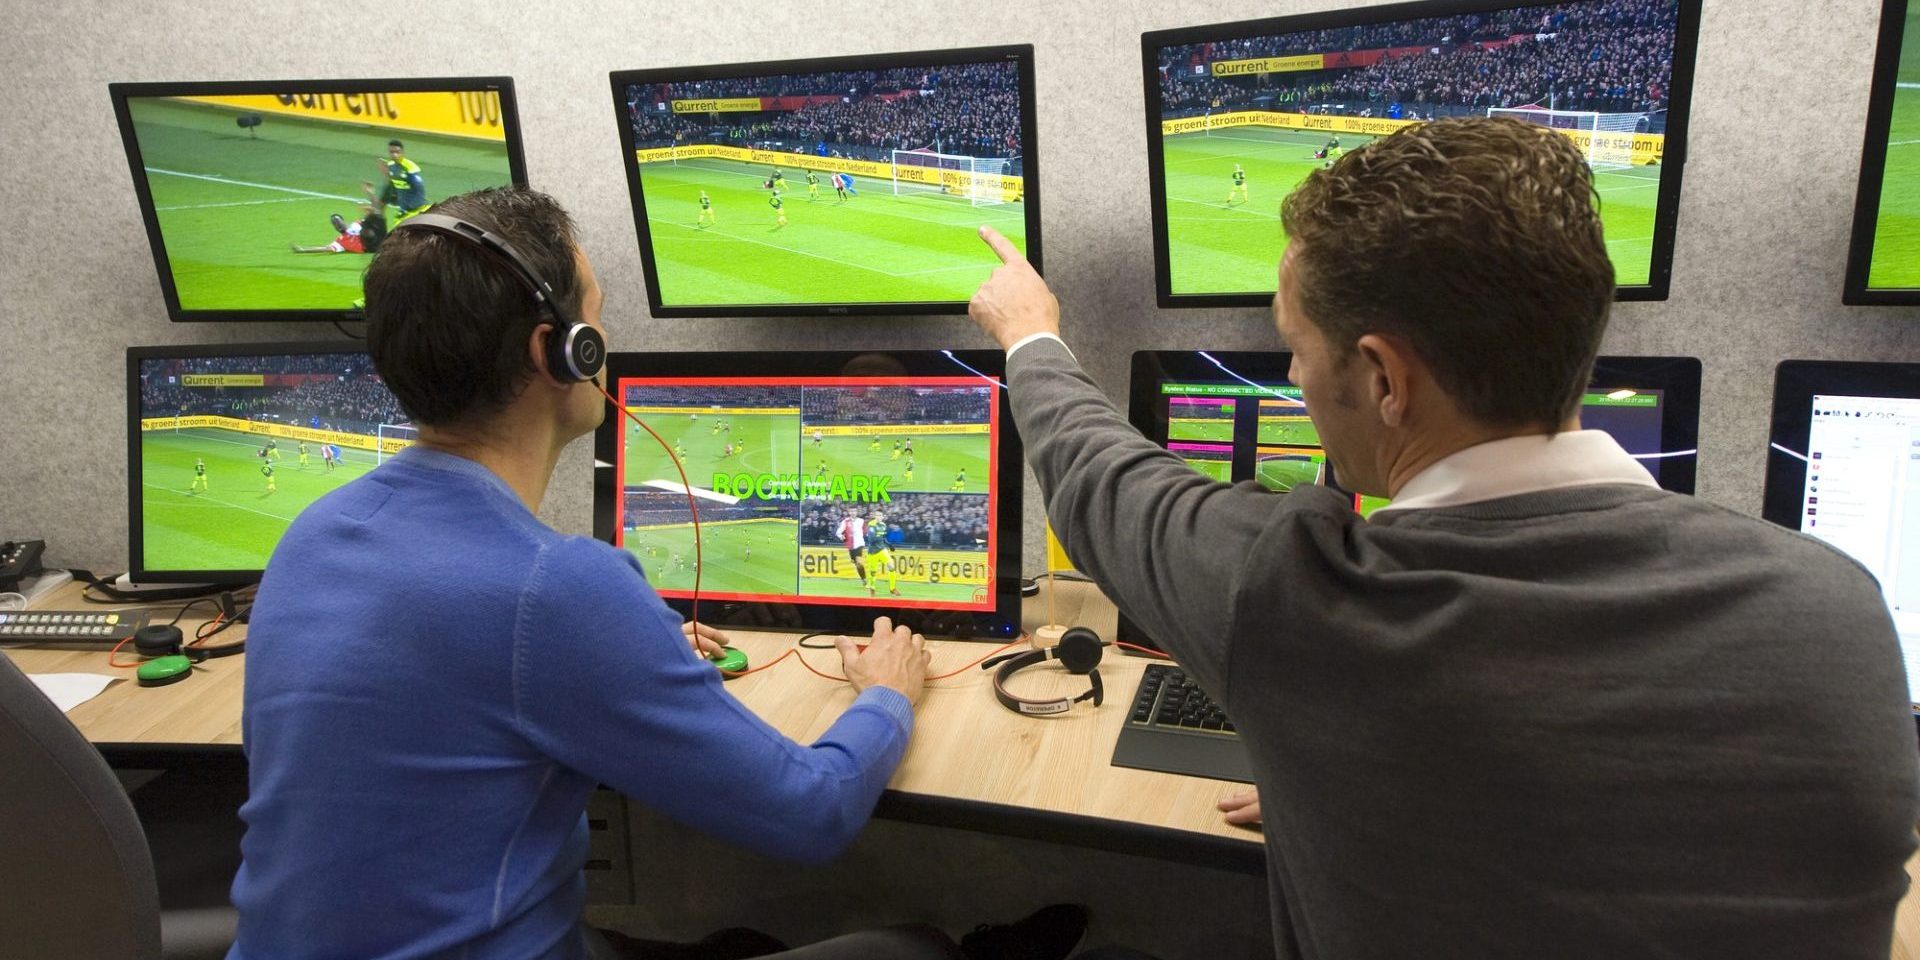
[978,224,1024,265]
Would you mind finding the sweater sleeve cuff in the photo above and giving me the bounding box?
[852,686,915,738]
[1007,331,1073,361]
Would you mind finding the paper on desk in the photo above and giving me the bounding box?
[29,673,118,713]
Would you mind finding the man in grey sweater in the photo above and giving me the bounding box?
[967,118,1920,958]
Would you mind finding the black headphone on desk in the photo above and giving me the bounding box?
[387,212,606,383]
[980,627,1107,716]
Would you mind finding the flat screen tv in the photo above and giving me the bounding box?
[1143,0,1701,306]
[110,77,528,321]
[610,46,1041,317]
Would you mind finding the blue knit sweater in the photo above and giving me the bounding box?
[228,446,913,960]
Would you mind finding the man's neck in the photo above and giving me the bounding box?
[1382,415,1581,499]
[417,415,564,513]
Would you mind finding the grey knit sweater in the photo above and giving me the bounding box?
[1010,337,1919,960]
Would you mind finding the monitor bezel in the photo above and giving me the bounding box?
[1843,0,1920,305]
[591,350,1025,640]
[1139,0,1703,307]
[1127,351,1702,494]
[127,340,381,583]
[1761,359,1920,526]
[109,76,530,324]
[608,45,1043,319]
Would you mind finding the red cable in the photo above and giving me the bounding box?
[1117,642,1173,660]
[106,634,142,669]
[597,384,703,629]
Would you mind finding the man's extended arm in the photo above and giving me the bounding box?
[971,226,1281,692]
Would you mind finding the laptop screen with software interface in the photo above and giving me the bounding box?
[1763,361,1920,710]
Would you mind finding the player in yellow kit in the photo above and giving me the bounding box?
[770,193,787,227]
[950,468,967,492]
[191,457,209,494]
[697,190,715,227]
[261,462,277,494]
[806,170,821,201]
[298,442,311,469]
[863,512,901,598]
[1227,163,1248,204]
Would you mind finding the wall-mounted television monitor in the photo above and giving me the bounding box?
[609,46,1041,317]
[1846,0,1920,304]
[1761,360,1920,710]
[110,78,528,322]
[127,342,415,583]
[1142,0,1701,307]
[592,350,1023,639]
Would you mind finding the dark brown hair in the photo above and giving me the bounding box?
[363,187,581,428]
[1280,117,1615,428]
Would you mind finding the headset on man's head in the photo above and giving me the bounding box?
[388,213,605,383]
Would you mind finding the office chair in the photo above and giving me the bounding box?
[0,654,237,959]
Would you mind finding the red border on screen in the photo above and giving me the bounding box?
[613,376,1000,612]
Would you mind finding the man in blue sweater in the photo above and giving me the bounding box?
[228,187,946,959]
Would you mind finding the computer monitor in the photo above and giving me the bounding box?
[1846,0,1920,304]
[127,342,415,583]
[609,46,1041,317]
[1141,0,1701,306]
[591,350,1023,638]
[110,78,528,322]
[1128,350,1701,503]
[1761,360,1920,710]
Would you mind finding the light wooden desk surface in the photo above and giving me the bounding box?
[3,578,1262,856]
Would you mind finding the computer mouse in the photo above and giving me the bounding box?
[136,654,193,687]
[709,646,749,674]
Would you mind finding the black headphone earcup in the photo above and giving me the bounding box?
[553,320,605,382]
[133,624,184,659]
[1056,626,1104,674]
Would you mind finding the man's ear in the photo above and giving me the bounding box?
[526,323,563,388]
[1356,333,1418,429]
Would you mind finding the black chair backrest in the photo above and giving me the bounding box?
[0,654,161,959]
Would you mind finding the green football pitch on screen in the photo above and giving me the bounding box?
[1870,8,1920,289]
[1161,126,1661,295]
[637,157,1028,306]
[621,412,989,602]
[127,98,514,311]
[140,428,380,571]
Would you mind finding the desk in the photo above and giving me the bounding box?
[23,578,1920,947]
[2,578,1263,869]
[4,581,246,751]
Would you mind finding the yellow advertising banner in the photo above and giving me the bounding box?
[1210,54,1327,77]
[670,98,764,114]
[624,406,802,416]
[634,145,1026,199]
[138,415,412,455]
[180,374,264,387]
[1161,110,1666,165]
[172,91,509,142]
[812,423,989,437]
[798,547,991,586]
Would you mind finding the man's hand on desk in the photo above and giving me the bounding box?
[1218,788,1262,828]
[682,621,729,659]
[837,617,930,707]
